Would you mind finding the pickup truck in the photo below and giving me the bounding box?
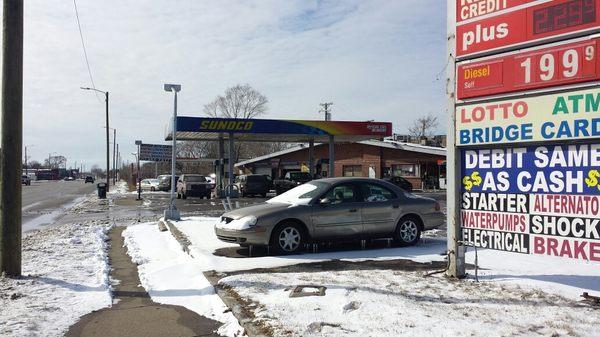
[273,171,312,195]
[176,174,212,199]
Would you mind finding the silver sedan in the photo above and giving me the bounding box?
[215,177,444,254]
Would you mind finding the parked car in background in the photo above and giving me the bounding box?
[177,174,212,199]
[158,175,179,192]
[85,176,95,183]
[235,174,271,197]
[140,178,160,191]
[21,175,31,186]
[382,176,413,192]
[273,171,312,195]
[215,177,444,254]
[64,176,75,181]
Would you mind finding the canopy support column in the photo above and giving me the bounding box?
[218,135,224,195]
[228,133,235,196]
[328,135,335,177]
[308,139,315,177]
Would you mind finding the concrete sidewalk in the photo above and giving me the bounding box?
[66,226,221,337]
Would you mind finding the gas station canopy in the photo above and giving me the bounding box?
[165,117,393,142]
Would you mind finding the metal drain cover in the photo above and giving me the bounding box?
[289,285,327,298]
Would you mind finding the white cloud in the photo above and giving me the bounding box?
[1,0,447,168]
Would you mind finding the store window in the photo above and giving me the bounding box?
[392,164,418,177]
[343,165,363,177]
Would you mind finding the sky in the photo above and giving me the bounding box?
[1,0,448,169]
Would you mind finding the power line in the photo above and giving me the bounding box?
[73,0,100,102]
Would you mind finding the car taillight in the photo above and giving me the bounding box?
[434,201,441,212]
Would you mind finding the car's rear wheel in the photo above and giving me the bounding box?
[151,187,155,191]
[395,216,421,246]
[271,223,304,255]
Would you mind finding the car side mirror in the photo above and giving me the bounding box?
[319,198,331,205]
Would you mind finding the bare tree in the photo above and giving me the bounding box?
[408,115,439,139]
[28,160,42,169]
[45,155,67,169]
[204,84,268,119]
[178,84,291,164]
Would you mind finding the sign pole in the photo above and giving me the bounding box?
[447,0,465,278]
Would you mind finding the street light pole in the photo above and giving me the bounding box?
[163,83,181,221]
[81,87,109,190]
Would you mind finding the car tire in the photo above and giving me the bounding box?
[182,193,187,200]
[261,193,267,198]
[394,216,421,247]
[271,222,305,255]
[151,187,155,192]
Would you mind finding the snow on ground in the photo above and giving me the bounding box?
[220,270,599,337]
[173,216,600,301]
[108,180,129,195]
[122,222,244,337]
[125,216,600,336]
[0,220,112,337]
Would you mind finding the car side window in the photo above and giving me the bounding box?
[361,183,397,202]
[324,184,357,205]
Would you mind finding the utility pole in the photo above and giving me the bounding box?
[24,145,28,176]
[1,0,24,276]
[320,102,333,121]
[112,128,116,185]
[116,143,119,181]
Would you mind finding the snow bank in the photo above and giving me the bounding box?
[122,223,244,336]
[108,180,129,195]
[221,270,599,337]
[0,220,112,337]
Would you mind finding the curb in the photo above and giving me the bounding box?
[205,271,272,337]
[161,218,270,337]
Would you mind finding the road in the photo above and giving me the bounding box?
[21,180,96,232]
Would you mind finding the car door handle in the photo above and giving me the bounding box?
[349,209,358,213]
[392,204,400,209]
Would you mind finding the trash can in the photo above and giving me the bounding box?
[97,182,107,199]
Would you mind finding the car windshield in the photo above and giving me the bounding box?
[185,175,206,182]
[148,179,159,184]
[267,181,329,205]
[247,175,266,183]
[290,172,311,180]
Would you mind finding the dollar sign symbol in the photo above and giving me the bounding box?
[471,171,482,186]
[585,170,600,188]
[462,176,473,191]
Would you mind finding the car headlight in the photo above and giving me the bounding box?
[239,216,258,228]
[218,215,258,230]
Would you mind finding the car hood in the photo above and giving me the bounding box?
[223,202,293,220]
[405,193,436,203]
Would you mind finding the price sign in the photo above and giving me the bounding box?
[456,0,532,23]
[457,37,600,99]
[457,0,600,59]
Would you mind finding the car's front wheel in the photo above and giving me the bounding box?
[395,216,421,246]
[271,223,304,255]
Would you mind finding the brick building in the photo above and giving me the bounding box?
[235,140,446,190]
